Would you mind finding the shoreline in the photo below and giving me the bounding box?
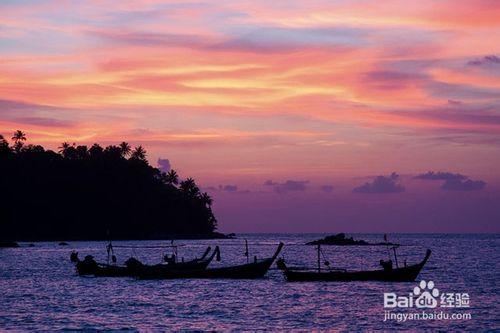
[1,232,236,244]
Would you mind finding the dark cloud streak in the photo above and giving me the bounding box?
[264,180,309,193]
[157,158,171,172]
[467,55,500,66]
[219,184,238,192]
[441,178,486,191]
[414,171,467,181]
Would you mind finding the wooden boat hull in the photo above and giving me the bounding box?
[137,258,274,279]
[279,249,431,282]
[88,264,131,277]
[74,246,218,277]
[126,257,215,278]
[137,242,284,280]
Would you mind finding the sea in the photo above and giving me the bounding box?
[0,234,498,331]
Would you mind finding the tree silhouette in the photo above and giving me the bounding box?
[131,146,147,161]
[200,192,213,208]
[104,145,122,160]
[23,144,45,153]
[65,145,79,159]
[119,142,131,157]
[89,143,104,158]
[0,131,219,241]
[180,177,200,197]
[11,130,26,152]
[58,142,71,154]
[0,134,9,154]
[75,145,89,159]
[166,169,179,186]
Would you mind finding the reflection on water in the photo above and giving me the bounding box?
[0,234,498,330]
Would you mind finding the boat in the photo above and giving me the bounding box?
[276,240,432,282]
[137,242,284,280]
[71,254,133,277]
[71,245,218,277]
[133,246,220,278]
[276,245,431,282]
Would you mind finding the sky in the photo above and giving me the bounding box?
[1,0,499,233]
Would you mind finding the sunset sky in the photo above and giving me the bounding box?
[1,0,499,232]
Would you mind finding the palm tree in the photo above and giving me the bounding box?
[180,177,200,197]
[11,130,26,152]
[104,145,122,159]
[75,145,89,159]
[200,192,213,208]
[58,142,71,154]
[89,143,104,158]
[119,142,131,157]
[12,130,26,142]
[165,169,179,185]
[131,146,147,161]
[58,142,77,158]
[23,144,44,153]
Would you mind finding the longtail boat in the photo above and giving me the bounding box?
[277,245,431,282]
[71,245,217,277]
[132,246,220,278]
[137,242,284,280]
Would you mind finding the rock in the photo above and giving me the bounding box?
[306,233,399,246]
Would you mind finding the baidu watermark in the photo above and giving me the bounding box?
[383,280,472,322]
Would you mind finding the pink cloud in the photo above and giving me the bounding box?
[0,1,499,234]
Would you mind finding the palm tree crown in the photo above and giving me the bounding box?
[12,130,27,152]
[119,142,131,157]
[180,177,200,197]
[89,143,104,157]
[58,142,71,153]
[200,192,213,208]
[166,169,179,185]
[131,146,147,161]
[12,130,26,143]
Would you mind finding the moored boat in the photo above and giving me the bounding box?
[137,242,284,280]
[71,245,218,277]
[130,246,220,278]
[277,247,431,282]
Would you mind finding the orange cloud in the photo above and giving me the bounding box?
[0,0,499,180]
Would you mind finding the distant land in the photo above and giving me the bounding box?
[0,131,229,242]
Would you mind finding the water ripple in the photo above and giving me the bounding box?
[0,234,498,330]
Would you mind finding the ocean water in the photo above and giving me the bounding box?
[0,234,498,331]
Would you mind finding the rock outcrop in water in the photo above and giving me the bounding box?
[306,233,399,246]
[0,130,224,241]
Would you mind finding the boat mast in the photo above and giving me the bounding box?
[392,246,399,268]
[317,244,321,273]
[245,239,249,263]
[106,240,113,265]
